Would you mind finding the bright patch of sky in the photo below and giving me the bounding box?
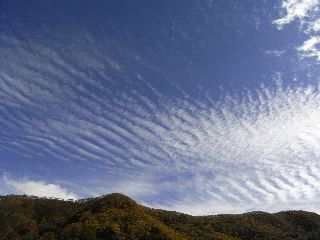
[1,0,320,215]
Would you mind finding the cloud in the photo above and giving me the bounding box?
[297,36,320,60]
[265,49,286,57]
[3,175,78,200]
[142,81,320,214]
[3,18,320,214]
[273,0,320,29]
[273,0,320,61]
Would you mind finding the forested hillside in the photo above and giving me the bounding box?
[1,193,320,240]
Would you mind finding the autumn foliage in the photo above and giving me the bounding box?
[1,193,320,239]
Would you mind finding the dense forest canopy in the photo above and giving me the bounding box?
[1,193,320,240]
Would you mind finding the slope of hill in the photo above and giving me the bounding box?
[0,193,319,240]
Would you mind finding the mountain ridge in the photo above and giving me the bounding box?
[1,193,320,239]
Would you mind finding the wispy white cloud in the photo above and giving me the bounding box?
[273,0,320,61]
[3,23,320,215]
[297,36,320,60]
[310,18,320,31]
[3,175,78,200]
[265,49,286,57]
[273,0,319,29]
[142,81,320,214]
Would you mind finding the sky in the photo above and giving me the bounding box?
[1,0,320,215]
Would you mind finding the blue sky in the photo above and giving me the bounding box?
[1,0,320,214]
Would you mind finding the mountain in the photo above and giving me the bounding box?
[1,193,320,240]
